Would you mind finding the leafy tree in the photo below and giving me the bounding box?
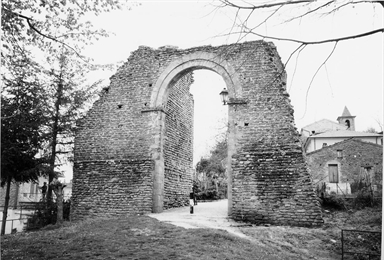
[1,0,135,59]
[1,49,47,235]
[195,138,228,198]
[41,46,101,201]
[1,0,136,227]
[2,0,136,199]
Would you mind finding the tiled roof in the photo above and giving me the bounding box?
[306,138,382,155]
[301,119,347,133]
[309,130,382,138]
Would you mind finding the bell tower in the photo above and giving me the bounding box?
[337,106,356,130]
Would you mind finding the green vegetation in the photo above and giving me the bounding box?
[2,216,284,260]
[1,0,135,234]
[195,138,228,200]
[25,200,71,231]
[1,204,381,260]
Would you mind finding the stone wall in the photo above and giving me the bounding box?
[72,41,323,226]
[163,72,194,209]
[71,72,194,219]
[306,139,383,193]
[226,42,322,226]
[71,159,153,218]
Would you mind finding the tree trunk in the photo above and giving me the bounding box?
[57,187,64,224]
[1,176,12,235]
[47,82,63,202]
[14,183,19,209]
[52,185,64,224]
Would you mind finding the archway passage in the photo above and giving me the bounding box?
[160,69,229,213]
[72,41,324,227]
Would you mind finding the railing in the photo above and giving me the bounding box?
[341,229,381,260]
[19,193,72,202]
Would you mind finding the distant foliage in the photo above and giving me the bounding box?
[364,127,378,133]
[195,138,228,200]
[195,188,219,201]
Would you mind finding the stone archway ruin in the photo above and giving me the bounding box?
[72,41,323,226]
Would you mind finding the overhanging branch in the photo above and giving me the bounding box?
[220,0,312,10]
[240,27,384,45]
[3,8,88,62]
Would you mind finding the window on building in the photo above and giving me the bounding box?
[328,164,339,183]
[323,143,328,147]
[337,150,343,158]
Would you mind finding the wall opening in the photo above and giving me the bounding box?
[189,70,228,211]
[150,52,238,214]
[162,69,229,212]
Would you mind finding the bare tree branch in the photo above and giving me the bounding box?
[284,0,334,23]
[300,41,338,119]
[288,44,306,93]
[220,0,312,10]
[266,43,305,87]
[244,27,384,45]
[319,0,382,17]
[216,0,383,125]
[249,5,283,32]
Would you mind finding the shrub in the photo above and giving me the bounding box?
[350,180,369,194]
[25,199,71,231]
[320,194,346,210]
[196,188,219,201]
[353,188,379,209]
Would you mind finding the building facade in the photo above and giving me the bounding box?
[302,107,383,153]
[306,139,383,195]
[0,176,48,208]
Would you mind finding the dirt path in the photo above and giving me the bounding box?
[148,200,248,238]
[148,200,343,260]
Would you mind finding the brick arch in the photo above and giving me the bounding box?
[150,52,242,107]
[150,52,240,213]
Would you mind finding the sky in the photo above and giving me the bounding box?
[63,1,384,178]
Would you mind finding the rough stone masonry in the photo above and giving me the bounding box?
[72,41,323,226]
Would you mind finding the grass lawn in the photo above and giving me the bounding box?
[1,215,285,260]
[1,206,381,260]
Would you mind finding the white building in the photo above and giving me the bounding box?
[302,107,383,153]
